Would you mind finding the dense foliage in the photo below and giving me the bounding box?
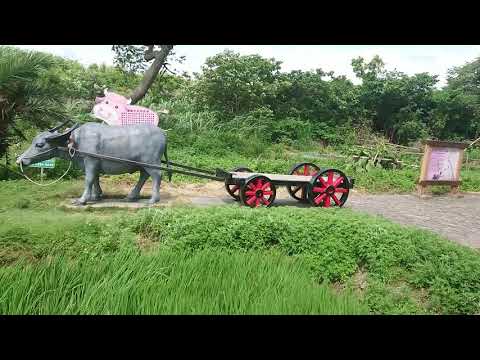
[3,46,480,160]
[0,47,67,158]
[130,207,480,314]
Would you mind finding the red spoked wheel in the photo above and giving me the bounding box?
[287,162,321,202]
[225,166,252,201]
[240,175,276,208]
[307,169,350,207]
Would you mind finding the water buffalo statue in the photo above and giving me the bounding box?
[16,121,170,205]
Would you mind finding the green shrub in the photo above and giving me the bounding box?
[128,206,480,314]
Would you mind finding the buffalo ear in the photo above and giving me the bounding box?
[48,119,73,133]
[46,123,80,144]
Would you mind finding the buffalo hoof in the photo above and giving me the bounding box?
[147,198,160,205]
[71,199,87,206]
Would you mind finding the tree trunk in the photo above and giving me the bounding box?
[129,45,173,105]
[0,104,9,159]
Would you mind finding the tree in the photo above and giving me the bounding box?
[444,57,480,139]
[430,88,478,140]
[191,50,282,119]
[447,57,480,96]
[112,45,181,104]
[0,47,66,159]
[274,69,358,126]
[352,55,438,144]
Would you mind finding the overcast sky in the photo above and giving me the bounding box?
[12,45,480,87]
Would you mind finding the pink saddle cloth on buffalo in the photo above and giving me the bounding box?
[92,90,159,127]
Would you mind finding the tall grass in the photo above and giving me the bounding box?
[130,206,480,314]
[0,249,367,315]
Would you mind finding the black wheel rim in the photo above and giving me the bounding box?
[287,162,320,202]
[307,168,350,207]
[240,175,276,208]
[225,167,252,201]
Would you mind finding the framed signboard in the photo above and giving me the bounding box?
[417,140,469,195]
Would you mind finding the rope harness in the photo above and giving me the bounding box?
[4,146,77,187]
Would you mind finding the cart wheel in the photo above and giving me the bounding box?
[287,162,321,202]
[225,166,253,201]
[240,175,276,208]
[307,168,350,208]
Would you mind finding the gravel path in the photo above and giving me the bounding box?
[346,193,480,249]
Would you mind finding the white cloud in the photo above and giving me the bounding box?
[12,45,115,66]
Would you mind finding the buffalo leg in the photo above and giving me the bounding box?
[145,168,162,204]
[73,160,98,205]
[126,170,149,201]
[91,176,103,201]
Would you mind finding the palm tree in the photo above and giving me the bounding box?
[0,46,66,160]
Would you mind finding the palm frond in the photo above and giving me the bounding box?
[0,47,66,156]
[0,47,56,94]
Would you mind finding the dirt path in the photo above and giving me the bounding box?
[66,180,480,249]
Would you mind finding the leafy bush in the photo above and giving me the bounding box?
[129,206,480,314]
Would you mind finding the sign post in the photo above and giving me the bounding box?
[417,140,469,196]
[30,159,56,183]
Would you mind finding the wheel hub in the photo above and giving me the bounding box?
[326,185,335,194]
[255,190,263,198]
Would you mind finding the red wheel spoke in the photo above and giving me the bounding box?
[304,164,308,175]
[319,177,328,187]
[331,194,341,206]
[261,182,271,190]
[263,191,273,196]
[261,197,270,206]
[245,191,256,196]
[324,195,331,207]
[247,182,256,190]
[312,187,327,193]
[246,196,257,206]
[333,176,345,187]
[255,198,260,207]
[328,171,333,185]
[335,188,348,193]
[314,193,327,205]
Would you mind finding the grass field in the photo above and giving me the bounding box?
[0,249,367,315]
[1,180,480,315]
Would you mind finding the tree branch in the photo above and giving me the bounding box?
[129,45,174,104]
[163,64,177,75]
[144,45,156,61]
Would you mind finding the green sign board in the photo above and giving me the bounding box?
[30,159,56,169]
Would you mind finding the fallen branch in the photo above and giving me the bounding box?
[469,136,480,148]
